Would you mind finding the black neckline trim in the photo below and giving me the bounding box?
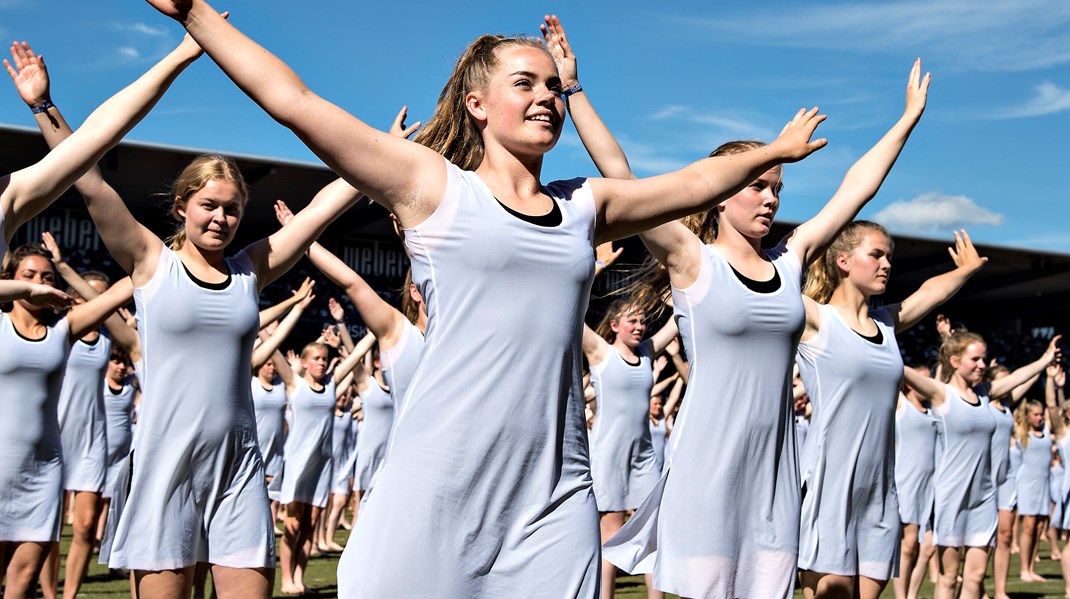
[728,262,781,293]
[11,322,46,342]
[181,261,231,291]
[495,195,563,227]
[107,383,124,395]
[619,352,642,367]
[854,327,884,345]
[79,335,101,347]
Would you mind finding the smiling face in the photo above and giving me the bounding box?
[717,166,782,240]
[951,342,988,386]
[176,178,243,252]
[466,45,565,162]
[838,231,893,297]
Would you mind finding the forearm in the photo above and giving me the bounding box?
[669,352,690,385]
[259,294,301,329]
[566,90,634,180]
[993,358,1049,398]
[896,267,976,332]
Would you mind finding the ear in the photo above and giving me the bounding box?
[949,354,962,370]
[174,197,187,220]
[409,283,423,304]
[834,251,851,274]
[466,91,487,122]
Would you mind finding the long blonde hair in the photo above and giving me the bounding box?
[802,221,892,304]
[623,140,767,318]
[412,35,549,170]
[594,300,642,344]
[165,155,249,250]
[1016,399,1045,449]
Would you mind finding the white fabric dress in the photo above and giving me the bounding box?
[251,377,287,479]
[895,398,937,530]
[991,401,1018,511]
[330,409,354,495]
[279,377,335,507]
[103,248,274,570]
[0,314,70,541]
[1057,435,1070,529]
[605,241,805,599]
[589,342,659,512]
[353,380,393,493]
[380,319,424,412]
[932,384,998,547]
[57,332,111,492]
[649,418,667,475]
[337,161,600,597]
[795,305,903,580]
[1016,430,1053,516]
[102,380,136,499]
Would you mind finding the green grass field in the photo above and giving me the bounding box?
[46,524,1070,598]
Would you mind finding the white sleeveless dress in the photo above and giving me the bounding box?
[103,248,274,570]
[1016,430,1053,516]
[251,377,287,479]
[589,342,659,512]
[605,241,804,598]
[353,381,393,493]
[0,314,70,541]
[280,377,335,507]
[932,384,998,547]
[991,401,1018,511]
[102,381,136,499]
[57,332,111,492]
[381,319,424,412]
[337,160,599,597]
[330,410,354,495]
[895,398,937,530]
[795,305,903,579]
[649,418,668,475]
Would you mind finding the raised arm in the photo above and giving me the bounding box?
[252,290,312,370]
[589,107,826,244]
[258,277,313,330]
[664,335,689,384]
[66,278,133,340]
[887,230,987,333]
[274,199,409,351]
[333,332,378,383]
[145,0,445,225]
[785,59,929,266]
[663,376,685,431]
[2,38,201,265]
[647,317,680,357]
[989,335,1062,399]
[0,280,71,309]
[541,15,635,181]
[651,372,679,399]
[327,298,356,353]
[1046,365,1066,438]
[1010,372,1040,409]
[902,364,948,408]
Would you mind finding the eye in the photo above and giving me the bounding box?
[514,79,532,88]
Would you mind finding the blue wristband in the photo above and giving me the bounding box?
[31,100,54,114]
[562,83,583,98]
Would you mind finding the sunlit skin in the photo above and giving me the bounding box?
[257,360,276,388]
[950,343,989,387]
[105,357,129,387]
[175,179,244,254]
[716,166,783,241]
[839,232,893,298]
[12,255,57,317]
[468,46,565,168]
[610,310,646,351]
[301,348,329,386]
[649,395,663,422]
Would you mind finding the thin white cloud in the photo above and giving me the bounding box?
[113,22,168,36]
[873,192,1005,232]
[648,105,775,139]
[992,81,1070,118]
[665,1,1070,73]
[116,47,140,62]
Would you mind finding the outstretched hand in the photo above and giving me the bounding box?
[274,200,295,226]
[904,58,931,121]
[25,283,73,311]
[389,106,421,139]
[947,229,987,274]
[595,241,623,269]
[540,14,578,88]
[41,231,63,263]
[4,41,50,106]
[935,314,952,339]
[328,297,346,322]
[291,276,314,302]
[771,107,828,163]
[1043,335,1063,366]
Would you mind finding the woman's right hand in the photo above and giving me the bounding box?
[4,41,50,107]
[540,14,578,89]
[768,107,828,163]
[25,282,73,310]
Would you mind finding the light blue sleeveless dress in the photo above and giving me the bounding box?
[57,332,111,492]
[280,376,335,507]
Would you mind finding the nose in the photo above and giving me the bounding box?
[536,85,560,108]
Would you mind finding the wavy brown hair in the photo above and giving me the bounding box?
[938,330,987,383]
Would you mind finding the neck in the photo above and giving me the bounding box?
[9,303,46,330]
[613,338,638,358]
[474,146,544,202]
[949,373,974,396]
[177,241,226,270]
[828,284,871,321]
[416,310,428,334]
[712,224,764,257]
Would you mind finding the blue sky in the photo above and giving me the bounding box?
[1,1,1068,252]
